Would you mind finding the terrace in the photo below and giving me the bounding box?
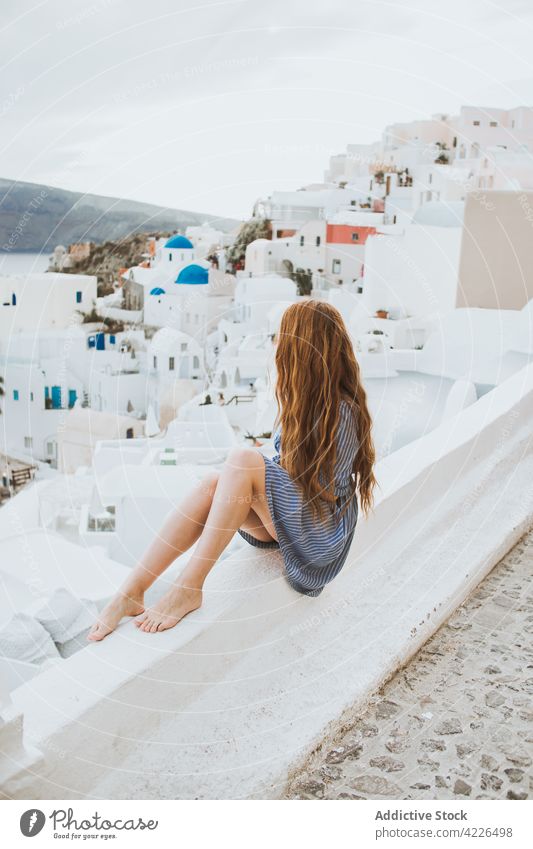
[1,306,533,798]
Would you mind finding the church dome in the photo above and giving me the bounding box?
[175,264,209,285]
[149,287,166,295]
[164,234,193,249]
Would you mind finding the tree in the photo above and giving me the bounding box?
[226,217,271,269]
[292,267,313,296]
[75,307,125,334]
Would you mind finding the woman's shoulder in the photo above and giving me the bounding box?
[339,396,357,419]
[337,397,359,442]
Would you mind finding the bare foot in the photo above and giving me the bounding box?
[135,586,202,633]
[87,591,145,641]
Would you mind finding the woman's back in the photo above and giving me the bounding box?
[273,398,359,500]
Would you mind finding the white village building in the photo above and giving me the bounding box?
[244,215,388,290]
[185,222,225,260]
[0,272,96,338]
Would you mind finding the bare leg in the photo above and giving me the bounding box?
[136,447,275,633]
[238,507,278,542]
[88,472,220,641]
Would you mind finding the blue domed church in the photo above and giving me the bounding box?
[161,234,194,265]
[120,234,211,337]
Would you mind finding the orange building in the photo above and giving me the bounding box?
[326,224,377,245]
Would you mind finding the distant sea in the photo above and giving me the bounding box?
[0,251,50,275]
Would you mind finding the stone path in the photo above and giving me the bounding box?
[285,527,533,800]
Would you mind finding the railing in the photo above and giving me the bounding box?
[10,467,34,488]
[223,394,255,406]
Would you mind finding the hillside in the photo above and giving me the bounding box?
[0,177,238,253]
[57,232,169,294]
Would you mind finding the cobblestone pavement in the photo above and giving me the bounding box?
[286,528,533,801]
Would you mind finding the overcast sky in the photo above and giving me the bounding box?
[1,0,533,220]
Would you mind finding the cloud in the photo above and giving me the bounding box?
[1,0,532,219]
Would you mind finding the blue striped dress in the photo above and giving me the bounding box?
[238,399,359,596]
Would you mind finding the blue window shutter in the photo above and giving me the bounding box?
[51,386,61,409]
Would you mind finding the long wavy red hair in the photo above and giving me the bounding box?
[274,300,376,518]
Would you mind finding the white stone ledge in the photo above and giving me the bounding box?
[4,364,533,799]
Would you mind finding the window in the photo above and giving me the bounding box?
[332,259,341,274]
[13,389,19,401]
[181,342,187,351]
[47,441,55,456]
[490,121,498,127]
[24,436,32,449]
[76,291,82,303]
[169,252,173,262]
[169,356,175,371]
[30,392,34,401]
[193,355,200,369]
[153,355,157,368]
[428,173,433,184]
[126,428,134,439]
[299,236,304,246]
[109,334,116,344]
[351,232,359,241]
[357,285,363,294]
[316,236,321,246]
[473,120,480,126]
[11,293,16,305]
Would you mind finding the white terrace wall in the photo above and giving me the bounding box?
[3,364,533,799]
[362,226,462,318]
